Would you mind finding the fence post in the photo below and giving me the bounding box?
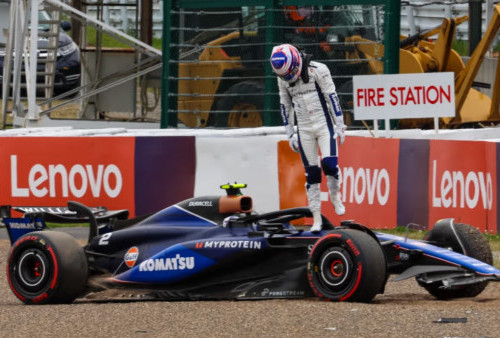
[161,0,178,128]
[384,0,400,130]
[264,1,279,127]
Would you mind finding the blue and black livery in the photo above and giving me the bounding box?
[2,183,500,304]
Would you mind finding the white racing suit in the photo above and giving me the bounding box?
[278,61,346,231]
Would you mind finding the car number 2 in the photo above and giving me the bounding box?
[99,233,112,245]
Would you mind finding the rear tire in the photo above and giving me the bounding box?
[215,81,264,127]
[307,229,386,302]
[7,231,88,304]
[421,222,492,299]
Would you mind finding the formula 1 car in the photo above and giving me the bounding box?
[2,183,500,305]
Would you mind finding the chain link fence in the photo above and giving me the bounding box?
[164,3,393,129]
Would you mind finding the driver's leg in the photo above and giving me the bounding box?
[318,127,345,216]
[298,131,323,231]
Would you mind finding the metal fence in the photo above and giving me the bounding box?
[161,0,400,129]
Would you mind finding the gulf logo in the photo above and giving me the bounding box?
[124,247,139,268]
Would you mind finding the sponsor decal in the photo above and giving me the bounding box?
[5,219,44,229]
[261,288,305,297]
[188,201,213,207]
[139,254,195,272]
[339,167,390,206]
[124,247,139,268]
[431,160,493,210]
[197,240,262,250]
[10,155,123,198]
[428,140,497,233]
[346,239,360,256]
[0,137,136,217]
[15,207,75,214]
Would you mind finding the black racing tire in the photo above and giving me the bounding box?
[421,222,493,299]
[7,231,88,304]
[215,81,264,127]
[307,229,387,302]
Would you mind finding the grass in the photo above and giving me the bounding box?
[377,227,500,267]
[85,26,162,49]
[47,222,88,228]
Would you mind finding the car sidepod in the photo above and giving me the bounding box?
[106,234,316,300]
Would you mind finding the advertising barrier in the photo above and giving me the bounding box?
[278,137,400,228]
[0,136,196,218]
[428,140,497,233]
[277,136,500,233]
[0,137,136,214]
[0,133,498,233]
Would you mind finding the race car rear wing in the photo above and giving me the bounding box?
[1,201,129,245]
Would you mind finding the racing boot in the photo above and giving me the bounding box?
[306,183,323,232]
[327,176,345,216]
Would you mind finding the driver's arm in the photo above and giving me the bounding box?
[278,79,295,138]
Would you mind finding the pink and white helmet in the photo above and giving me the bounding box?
[270,44,302,83]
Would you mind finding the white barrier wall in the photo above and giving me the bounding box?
[195,135,284,213]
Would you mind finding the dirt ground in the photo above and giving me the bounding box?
[1,238,500,338]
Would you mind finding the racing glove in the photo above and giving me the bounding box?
[289,134,299,152]
[336,123,346,145]
[285,121,299,152]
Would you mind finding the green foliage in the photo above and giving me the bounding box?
[452,39,468,56]
[47,222,88,228]
[86,26,131,48]
[377,227,500,267]
[85,26,162,49]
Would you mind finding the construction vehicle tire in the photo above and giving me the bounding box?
[215,81,264,128]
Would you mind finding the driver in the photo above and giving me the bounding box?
[270,44,346,232]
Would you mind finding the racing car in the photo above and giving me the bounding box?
[2,183,500,305]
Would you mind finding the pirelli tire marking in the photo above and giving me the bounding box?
[307,230,386,303]
[7,231,88,305]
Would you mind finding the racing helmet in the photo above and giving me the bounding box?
[270,44,303,83]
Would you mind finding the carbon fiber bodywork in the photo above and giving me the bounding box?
[3,186,500,303]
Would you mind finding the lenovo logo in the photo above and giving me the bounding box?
[432,160,493,210]
[341,167,390,206]
[10,155,123,198]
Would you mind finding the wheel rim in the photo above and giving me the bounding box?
[228,103,262,127]
[16,249,50,293]
[318,247,354,289]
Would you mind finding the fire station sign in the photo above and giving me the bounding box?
[353,72,455,120]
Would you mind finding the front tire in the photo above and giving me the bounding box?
[307,229,387,302]
[421,222,493,299]
[7,231,88,304]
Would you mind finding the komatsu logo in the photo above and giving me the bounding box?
[139,254,195,272]
[198,240,262,250]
